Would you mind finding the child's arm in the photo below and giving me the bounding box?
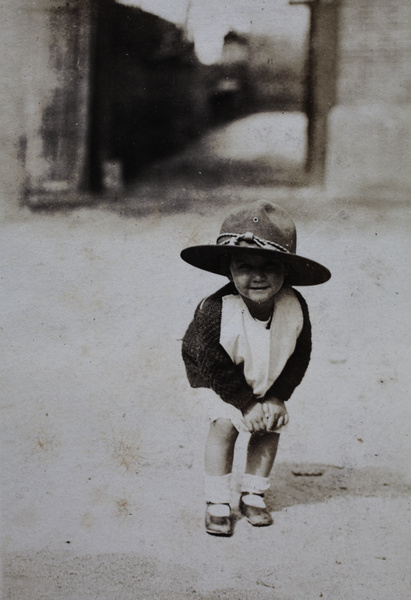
[182,293,256,412]
[265,290,312,402]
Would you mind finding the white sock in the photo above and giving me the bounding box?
[207,504,231,517]
[241,494,267,508]
[240,473,270,496]
[204,473,232,505]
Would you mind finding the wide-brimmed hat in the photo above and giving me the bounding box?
[180,201,331,286]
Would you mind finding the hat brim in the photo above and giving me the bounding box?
[181,245,331,286]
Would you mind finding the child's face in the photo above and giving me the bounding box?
[229,252,285,307]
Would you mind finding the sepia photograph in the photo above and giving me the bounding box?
[1,1,410,598]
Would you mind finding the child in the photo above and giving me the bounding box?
[181,200,330,536]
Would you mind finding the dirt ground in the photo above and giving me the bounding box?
[1,116,411,599]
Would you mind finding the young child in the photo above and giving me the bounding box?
[181,200,330,536]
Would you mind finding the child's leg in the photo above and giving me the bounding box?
[245,431,280,477]
[205,418,239,475]
[204,419,239,536]
[240,432,280,526]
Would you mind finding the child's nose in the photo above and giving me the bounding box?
[252,269,266,280]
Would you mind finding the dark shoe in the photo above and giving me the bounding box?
[239,493,273,526]
[205,503,233,536]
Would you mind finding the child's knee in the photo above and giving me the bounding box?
[209,418,238,441]
[264,431,280,442]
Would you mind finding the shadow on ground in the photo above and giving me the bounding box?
[3,552,283,600]
[264,463,411,513]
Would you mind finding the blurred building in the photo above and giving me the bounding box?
[1,0,410,210]
[325,1,411,194]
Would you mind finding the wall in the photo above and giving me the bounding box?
[0,0,93,213]
[326,0,411,195]
[0,1,30,214]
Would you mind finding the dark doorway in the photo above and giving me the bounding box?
[87,0,339,191]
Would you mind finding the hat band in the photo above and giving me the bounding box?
[216,232,290,254]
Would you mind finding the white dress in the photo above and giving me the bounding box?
[197,287,303,432]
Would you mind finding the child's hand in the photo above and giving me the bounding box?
[261,398,289,432]
[242,401,267,434]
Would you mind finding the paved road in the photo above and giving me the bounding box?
[1,115,411,599]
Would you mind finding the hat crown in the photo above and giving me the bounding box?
[219,201,297,254]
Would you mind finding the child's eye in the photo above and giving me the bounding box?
[265,262,281,271]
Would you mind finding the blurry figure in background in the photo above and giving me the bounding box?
[209,31,252,123]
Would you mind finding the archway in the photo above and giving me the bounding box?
[86,0,339,190]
